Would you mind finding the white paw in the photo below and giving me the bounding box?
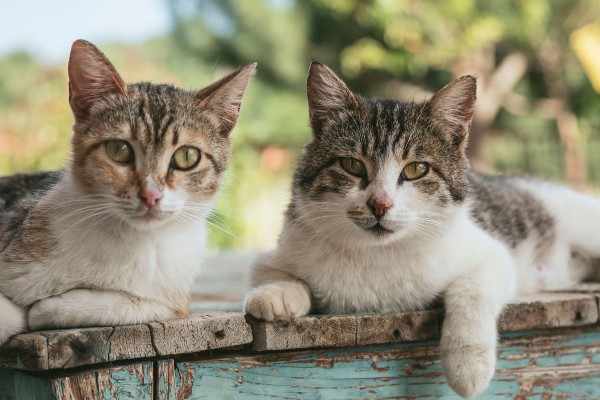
[442,345,496,398]
[244,282,311,321]
[28,297,61,330]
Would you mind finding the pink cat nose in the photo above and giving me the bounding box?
[139,188,163,207]
[367,196,393,218]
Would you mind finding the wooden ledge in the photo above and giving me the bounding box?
[0,312,251,371]
[1,286,598,371]
[249,291,600,351]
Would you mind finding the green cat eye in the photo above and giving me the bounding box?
[340,157,366,177]
[105,140,134,164]
[401,162,429,181]
[172,146,201,171]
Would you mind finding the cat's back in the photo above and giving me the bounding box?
[468,171,555,249]
[0,171,62,213]
[0,171,62,261]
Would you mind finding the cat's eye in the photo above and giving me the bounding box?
[105,140,134,164]
[171,146,201,171]
[340,157,366,177]
[401,162,429,181]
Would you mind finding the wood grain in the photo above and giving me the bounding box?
[499,292,599,333]
[250,310,442,351]
[0,313,251,371]
[155,359,175,400]
[148,312,252,356]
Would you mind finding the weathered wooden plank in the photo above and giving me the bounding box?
[249,314,357,351]
[155,359,175,400]
[45,325,155,370]
[356,309,441,346]
[109,325,155,362]
[173,326,600,399]
[250,292,599,351]
[1,292,597,371]
[0,313,251,371]
[499,292,598,333]
[148,312,252,356]
[0,333,48,370]
[250,310,442,351]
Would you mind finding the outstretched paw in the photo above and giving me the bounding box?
[244,282,311,321]
[442,345,496,398]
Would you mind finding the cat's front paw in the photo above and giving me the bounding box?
[28,297,61,330]
[244,282,311,321]
[442,345,495,398]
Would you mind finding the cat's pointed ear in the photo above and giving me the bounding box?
[427,75,477,139]
[307,62,360,130]
[68,39,126,122]
[197,62,257,137]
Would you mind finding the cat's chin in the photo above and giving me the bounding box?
[125,211,178,230]
[365,223,395,237]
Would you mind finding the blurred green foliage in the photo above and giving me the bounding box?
[1,0,600,250]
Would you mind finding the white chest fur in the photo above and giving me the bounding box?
[5,212,206,306]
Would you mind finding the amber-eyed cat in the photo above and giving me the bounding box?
[0,40,255,345]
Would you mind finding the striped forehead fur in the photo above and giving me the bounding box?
[294,64,476,211]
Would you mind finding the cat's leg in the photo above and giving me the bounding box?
[441,240,515,398]
[0,294,26,345]
[244,253,311,321]
[28,289,179,330]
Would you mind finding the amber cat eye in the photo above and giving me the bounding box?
[105,140,134,164]
[401,162,429,181]
[340,157,366,177]
[172,146,201,171]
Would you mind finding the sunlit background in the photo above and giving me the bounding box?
[1,0,599,251]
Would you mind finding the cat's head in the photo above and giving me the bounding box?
[291,62,476,246]
[67,40,255,230]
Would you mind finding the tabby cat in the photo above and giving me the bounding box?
[245,62,600,397]
[0,40,255,345]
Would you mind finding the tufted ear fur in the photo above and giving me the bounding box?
[428,75,477,140]
[68,39,126,122]
[427,75,477,140]
[196,63,257,137]
[306,62,360,134]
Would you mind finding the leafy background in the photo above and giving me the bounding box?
[1,0,599,251]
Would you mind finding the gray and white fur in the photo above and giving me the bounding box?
[245,62,600,398]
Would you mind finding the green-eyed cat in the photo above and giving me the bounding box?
[0,40,255,345]
[245,62,600,397]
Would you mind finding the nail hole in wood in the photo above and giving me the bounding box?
[213,330,226,340]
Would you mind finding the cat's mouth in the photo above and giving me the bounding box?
[365,223,394,237]
[129,207,173,223]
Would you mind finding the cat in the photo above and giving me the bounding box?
[0,39,255,346]
[244,62,600,398]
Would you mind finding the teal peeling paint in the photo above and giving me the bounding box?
[173,329,600,399]
[100,363,153,400]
